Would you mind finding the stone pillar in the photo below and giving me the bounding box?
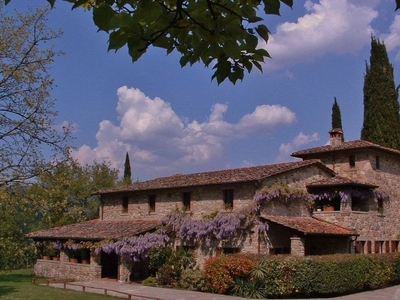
[290,236,305,256]
[118,256,132,283]
[90,249,102,280]
[60,250,69,263]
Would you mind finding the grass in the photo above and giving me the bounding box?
[0,269,116,300]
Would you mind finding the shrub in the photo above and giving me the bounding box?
[148,247,173,275]
[179,269,207,291]
[156,264,176,286]
[142,276,157,287]
[203,254,256,294]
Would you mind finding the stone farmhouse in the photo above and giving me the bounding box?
[28,129,400,282]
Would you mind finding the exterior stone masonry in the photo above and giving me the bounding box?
[29,136,400,283]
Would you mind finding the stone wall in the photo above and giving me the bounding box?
[34,259,101,281]
[101,164,332,221]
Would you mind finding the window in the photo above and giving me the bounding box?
[122,197,129,213]
[351,196,369,212]
[216,247,240,256]
[223,189,234,209]
[349,155,356,167]
[377,198,384,214]
[183,192,191,211]
[149,195,156,212]
[376,155,380,170]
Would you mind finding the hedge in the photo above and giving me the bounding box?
[204,253,400,298]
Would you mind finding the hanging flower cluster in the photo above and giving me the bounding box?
[161,211,255,247]
[313,188,389,203]
[253,182,315,210]
[95,233,170,261]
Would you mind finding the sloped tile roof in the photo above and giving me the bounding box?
[97,160,335,194]
[291,140,400,158]
[26,219,159,241]
[261,215,356,236]
[307,176,378,189]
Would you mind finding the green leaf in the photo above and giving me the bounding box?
[108,30,128,51]
[93,4,116,32]
[262,0,282,15]
[71,0,90,10]
[397,0,400,10]
[256,24,270,43]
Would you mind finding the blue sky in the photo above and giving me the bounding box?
[5,0,400,181]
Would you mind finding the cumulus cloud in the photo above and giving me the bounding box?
[381,14,400,60]
[262,0,378,70]
[275,132,320,163]
[71,86,296,178]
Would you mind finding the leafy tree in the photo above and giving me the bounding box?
[123,152,132,185]
[0,187,38,270]
[0,4,71,187]
[331,97,344,141]
[27,155,119,229]
[361,37,400,149]
[6,0,297,84]
[331,98,343,129]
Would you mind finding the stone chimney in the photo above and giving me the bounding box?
[329,128,343,147]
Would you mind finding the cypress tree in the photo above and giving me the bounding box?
[361,37,400,149]
[332,97,344,141]
[123,152,132,185]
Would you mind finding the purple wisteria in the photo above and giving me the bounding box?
[253,182,314,210]
[95,233,170,261]
[161,212,255,247]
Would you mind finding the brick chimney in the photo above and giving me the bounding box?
[329,128,343,147]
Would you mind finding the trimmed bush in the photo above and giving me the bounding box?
[203,253,400,298]
[142,276,157,287]
[203,254,256,294]
[179,269,207,291]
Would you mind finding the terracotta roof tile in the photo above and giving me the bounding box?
[97,160,335,194]
[261,215,356,236]
[26,219,159,241]
[307,176,378,189]
[291,140,400,158]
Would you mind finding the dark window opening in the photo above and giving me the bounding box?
[149,195,156,212]
[270,247,290,255]
[392,241,399,252]
[352,196,369,212]
[377,198,384,214]
[316,196,341,211]
[223,189,234,209]
[376,155,380,170]
[183,192,191,211]
[122,197,129,213]
[349,155,356,167]
[216,247,240,256]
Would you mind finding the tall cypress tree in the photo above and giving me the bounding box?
[123,152,132,185]
[332,97,344,141]
[361,37,400,149]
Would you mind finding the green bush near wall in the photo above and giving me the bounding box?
[205,253,400,298]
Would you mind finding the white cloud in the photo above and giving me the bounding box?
[275,132,320,162]
[71,86,297,179]
[262,0,378,70]
[381,14,400,60]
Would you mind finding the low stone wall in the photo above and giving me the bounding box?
[34,259,101,281]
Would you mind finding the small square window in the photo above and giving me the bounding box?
[376,155,380,169]
[122,197,129,213]
[349,155,355,167]
[149,195,156,212]
[183,192,191,211]
[223,189,234,209]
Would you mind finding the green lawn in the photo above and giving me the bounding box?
[0,269,116,300]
